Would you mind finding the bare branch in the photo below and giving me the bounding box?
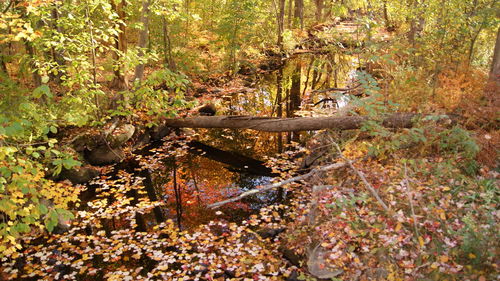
[208,161,351,209]
[402,162,420,238]
[333,142,390,213]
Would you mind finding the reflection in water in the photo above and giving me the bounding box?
[143,144,276,230]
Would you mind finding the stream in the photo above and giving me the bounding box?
[82,52,359,231]
[1,51,363,281]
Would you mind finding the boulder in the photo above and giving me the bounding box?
[58,166,99,184]
[85,146,124,166]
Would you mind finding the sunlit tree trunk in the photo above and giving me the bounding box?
[407,0,425,47]
[134,0,150,82]
[287,0,293,29]
[276,67,284,152]
[110,0,128,90]
[277,0,286,50]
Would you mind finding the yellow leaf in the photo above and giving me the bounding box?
[439,255,449,263]
[418,236,425,247]
[468,253,476,259]
[440,212,446,220]
[395,223,402,232]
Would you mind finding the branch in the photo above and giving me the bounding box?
[333,142,390,213]
[311,84,361,94]
[401,162,420,238]
[207,160,352,209]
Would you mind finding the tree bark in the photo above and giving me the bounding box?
[162,17,176,71]
[162,113,423,132]
[314,0,323,23]
[134,0,151,82]
[25,42,42,87]
[294,0,304,29]
[489,26,500,85]
[277,0,286,50]
[110,0,128,90]
[49,5,65,84]
[287,0,293,29]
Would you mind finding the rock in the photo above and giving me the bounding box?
[279,246,303,267]
[58,166,99,184]
[150,124,173,141]
[109,124,135,148]
[286,270,301,281]
[85,146,124,166]
[71,134,94,153]
[256,227,286,239]
[134,129,151,149]
[198,104,217,116]
[362,268,389,280]
[307,244,343,279]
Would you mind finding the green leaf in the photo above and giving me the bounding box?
[39,204,48,215]
[45,209,59,232]
[16,223,30,233]
[33,85,53,98]
[49,126,58,134]
[62,158,81,169]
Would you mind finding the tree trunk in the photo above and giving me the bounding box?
[0,44,8,76]
[134,0,151,82]
[49,5,65,84]
[277,0,286,50]
[294,0,304,29]
[290,64,301,115]
[287,0,293,29]
[276,67,284,152]
[407,0,424,46]
[162,17,176,71]
[382,0,391,29]
[25,42,42,87]
[110,0,128,90]
[162,113,423,132]
[314,0,323,23]
[289,64,301,142]
[489,26,500,85]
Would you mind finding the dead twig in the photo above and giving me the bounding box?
[332,142,390,213]
[207,160,352,209]
[402,162,420,238]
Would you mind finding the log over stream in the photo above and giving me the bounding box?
[163,113,423,132]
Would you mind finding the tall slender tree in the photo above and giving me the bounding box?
[134,0,151,82]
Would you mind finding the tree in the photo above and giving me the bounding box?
[489,26,500,84]
[134,0,151,82]
[110,0,129,90]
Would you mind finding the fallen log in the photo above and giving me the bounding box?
[163,113,420,132]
